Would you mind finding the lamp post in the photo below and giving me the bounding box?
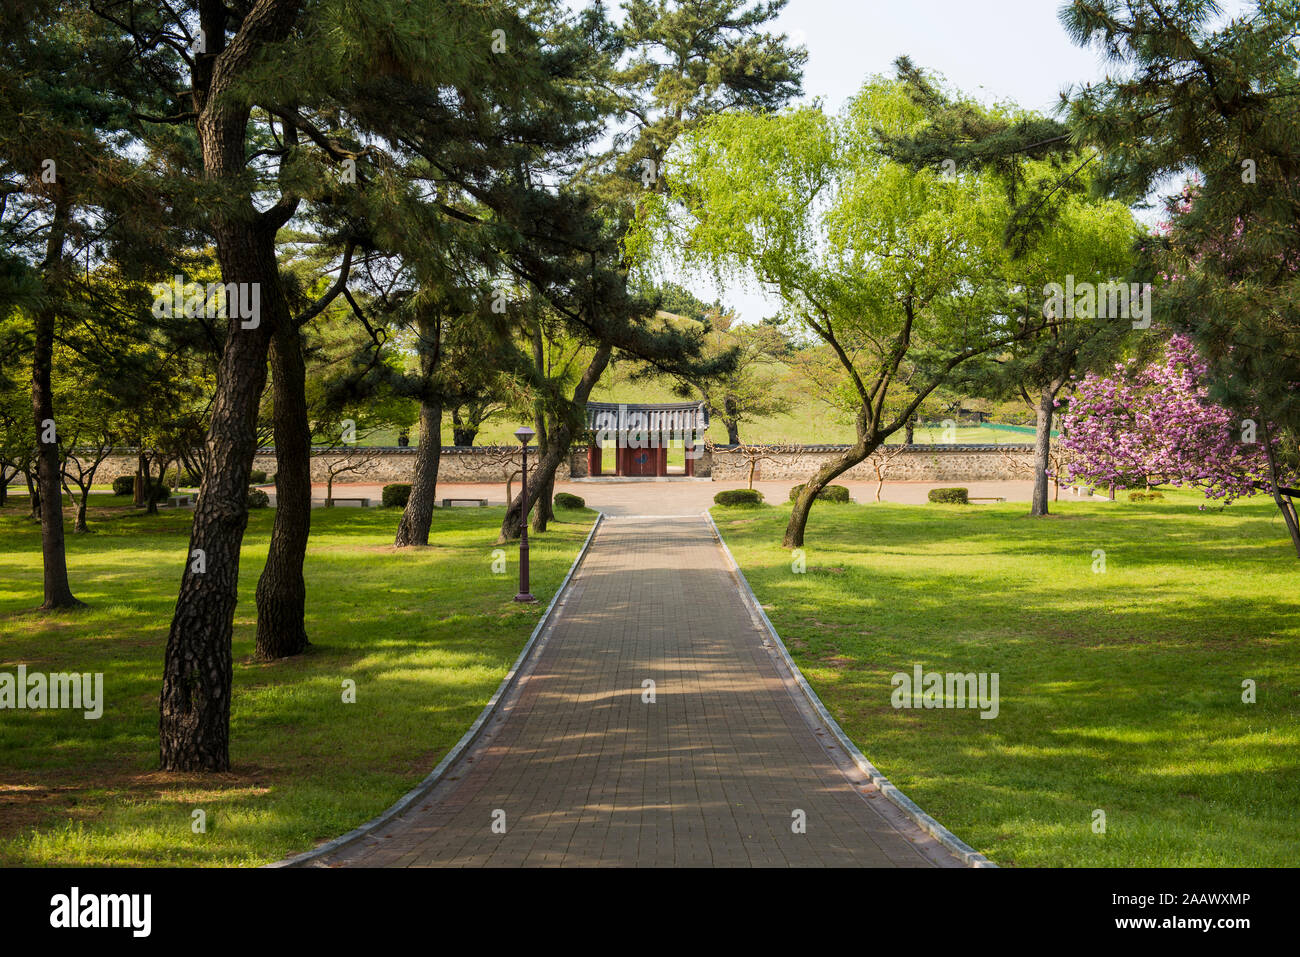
[513,426,537,603]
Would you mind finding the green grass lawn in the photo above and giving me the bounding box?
[711,491,1300,867]
[0,494,594,866]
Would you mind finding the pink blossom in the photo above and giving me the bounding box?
[1060,335,1282,504]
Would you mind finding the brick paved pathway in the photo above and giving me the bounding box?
[317,515,962,867]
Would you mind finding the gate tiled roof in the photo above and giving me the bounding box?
[585,401,708,433]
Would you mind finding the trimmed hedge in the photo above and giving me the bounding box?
[164,469,199,488]
[928,487,969,504]
[1128,489,1165,502]
[553,492,585,510]
[382,483,411,508]
[248,469,268,485]
[247,487,270,509]
[789,483,850,503]
[111,475,134,496]
[714,488,765,507]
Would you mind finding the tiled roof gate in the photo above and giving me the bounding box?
[583,402,709,477]
[584,401,709,435]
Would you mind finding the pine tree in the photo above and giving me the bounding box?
[1060,0,1300,552]
[492,0,807,541]
[0,0,170,609]
[89,0,561,768]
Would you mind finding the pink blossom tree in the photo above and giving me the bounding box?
[1059,335,1283,506]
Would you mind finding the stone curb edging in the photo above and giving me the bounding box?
[266,512,606,868]
[702,510,997,869]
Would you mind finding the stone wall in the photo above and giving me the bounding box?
[93,447,584,486]
[89,443,1033,486]
[703,444,1034,483]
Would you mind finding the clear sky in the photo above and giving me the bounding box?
[665,0,1252,322]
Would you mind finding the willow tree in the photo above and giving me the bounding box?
[638,77,1059,546]
[880,60,1139,516]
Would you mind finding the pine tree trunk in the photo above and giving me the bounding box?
[530,412,555,533]
[1262,422,1300,558]
[395,399,443,546]
[145,456,164,515]
[26,467,40,521]
[30,195,81,610]
[1030,384,1056,517]
[500,440,562,543]
[254,323,311,660]
[134,449,145,506]
[500,344,610,542]
[531,464,555,533]
[159,0,303,770]
[73,487,88,534]
[396,312,443,547]
[527,327,553,534]
[451,409,477,447]
[159,236,282,771]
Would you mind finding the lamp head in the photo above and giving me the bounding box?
[514,426,536,446]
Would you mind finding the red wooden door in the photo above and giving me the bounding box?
[626,447,657,476]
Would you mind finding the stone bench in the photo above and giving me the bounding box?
[327,497,371,507]
[968,496,1006,503]
[442,497,488,508]
[168,494,193,508]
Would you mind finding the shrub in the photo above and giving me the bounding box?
[1128,489,1165,502]
[553,492,585,510]
[382,483,411,508]
[164,469,199,487]
[789,483,850,503]
[714,488,765,507]
[248,469,268,485]
[247,487,270,509]
[111,475,134,496]
[928,487,969,504]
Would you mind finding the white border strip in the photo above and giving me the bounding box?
[703,510,997,869]
[268,513,605,867]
